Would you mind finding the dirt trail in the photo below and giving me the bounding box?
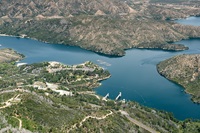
[0,94,21,109]
[67,110,113,132]
[78,91,100,100]
[12,116,22,129]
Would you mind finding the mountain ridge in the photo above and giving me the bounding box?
[1,0,200,56]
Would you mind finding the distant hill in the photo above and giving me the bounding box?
[0,0,200,56]
[0,0,138,18]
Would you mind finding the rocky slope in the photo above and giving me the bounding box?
[0,0,138,18]
[0,48,24,63]
[157,54,200,103]
[0,0,200,56]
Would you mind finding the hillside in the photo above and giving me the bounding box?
[0,48,23,63]
[0,49,200,132]
[0,0,200,56]
[157,54,200,103]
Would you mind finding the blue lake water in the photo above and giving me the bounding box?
[175,16,200,26]
[0,17,200,120]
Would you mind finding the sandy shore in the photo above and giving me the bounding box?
[0,34,11,37]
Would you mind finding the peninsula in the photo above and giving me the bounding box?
[0,48,23,63]
[157,54,200,103]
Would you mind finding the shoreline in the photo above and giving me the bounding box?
[0,33,196,58]
[0,33,124,57]
[1,32,200,105]
[157,67,200,104]
[0,33,50,44]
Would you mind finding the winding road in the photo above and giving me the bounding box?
[12,116,22,130]
[67,110,113,132]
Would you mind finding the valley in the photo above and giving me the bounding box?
[1,0,200,132]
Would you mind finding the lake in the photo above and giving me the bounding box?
[175,16,200,26]
[0,17,200,120]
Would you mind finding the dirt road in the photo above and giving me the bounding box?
[120,110,159,133]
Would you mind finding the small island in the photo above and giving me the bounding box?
[157,54,200,103]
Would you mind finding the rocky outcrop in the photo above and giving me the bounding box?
[157,54,200,103]
[0,48,24,63]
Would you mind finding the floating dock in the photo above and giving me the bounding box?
[102,93,109,101]
[115,92,122,101]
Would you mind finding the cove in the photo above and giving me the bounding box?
[175,16,200,26]
[0,17,200,120]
